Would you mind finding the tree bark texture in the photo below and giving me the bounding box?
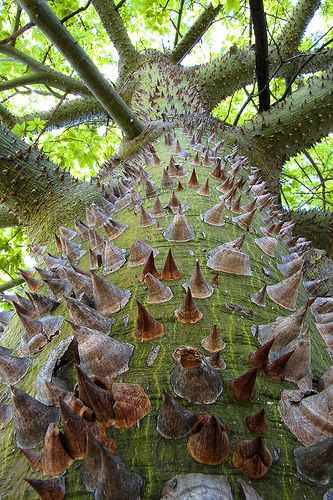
[0,54,331,500]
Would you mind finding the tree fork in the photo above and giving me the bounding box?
[289,209,333,258]
[17,0,144,139]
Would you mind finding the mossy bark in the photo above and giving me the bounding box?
[0,56,332,500]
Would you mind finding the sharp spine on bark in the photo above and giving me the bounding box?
[233,436,272,479]
[293,438,333,485]
[24,475,66,500]
[140,250,161,282]
[133,300,164,340]
[161,248,182,280]
[266,270,303,311]
[145,272,173,303]
[64,296,114,333]
[175,288,203,323]
[91,271,131,315]
[0,348,31,385]
[69,322,133,379]
[128,240,159,267]
[163,208,195,242]
[171,346,223,404]
[201,324,226,352]
[156,389,195,439]
[245,408,268,435]
[11,385,59,448]
[187,413,230,465]
[182,260,214,299]
[229,368,257,403]
[250,284,267,307]
[21,422,74,476]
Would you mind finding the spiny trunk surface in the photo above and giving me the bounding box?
[0,56,331,500]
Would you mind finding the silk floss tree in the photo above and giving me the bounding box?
[0,0,332,498]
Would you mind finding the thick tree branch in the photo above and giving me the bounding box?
[0,44,49,72]
[0,72,90,96]
[193,41,333,110]
[0,45,90,96]
[239,72,333,181]
[249,0,270,111]
[18,0,144,139]
[17,97,108,130]
[0,204,19,227]
[10,6,22,46]
[169,3,222,64]
[280,37,333,100]
[0,122,100,241]
[288,210,333,258]
[0,277,24,293]
[174,0,185,48]
[92,0,139,73]
[276,0,320,59]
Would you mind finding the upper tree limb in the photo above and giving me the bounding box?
[0,104,16,128]
[276,0,320,59]
[17,0,144,139]
[92,0,139,74]
[0,122,101,241]
[192,42,333,110]
[169,3,222,64]
[236,71,333,193]
[0,72,90,96]
[16,97,108,131]
[192,0,324,109]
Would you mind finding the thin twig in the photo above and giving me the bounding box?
[304,150,326,210]
[0,22,34,46]
[10,7,22,46]
[0,0,93,46]
[223,93,235,123]
[30,90,70,148]
[115,0,127,10]
[174,0,185,47]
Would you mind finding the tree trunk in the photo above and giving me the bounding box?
[0,55,331,500]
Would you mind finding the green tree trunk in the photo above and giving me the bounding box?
[0,56,331,500]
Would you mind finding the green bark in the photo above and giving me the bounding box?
[240,71,333,173]
[276,0,320,59]
[0,57,331,500]
[17,97,108,131]
[0,72,90,96]
[0,203,18,227]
